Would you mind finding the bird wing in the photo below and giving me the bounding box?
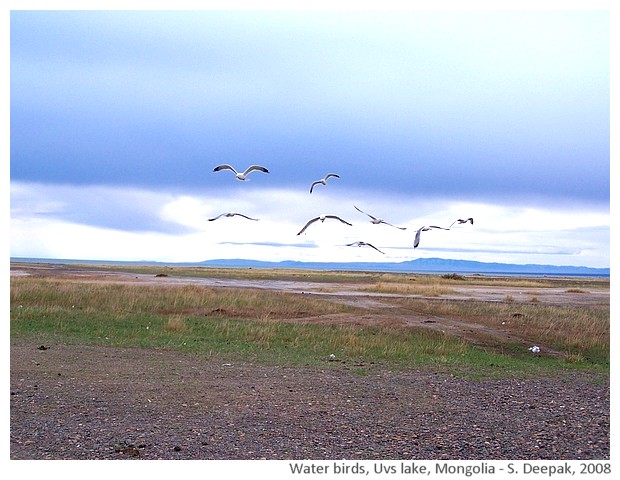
[354,205,378,221]
[325,173,340,179]
[309,181,321,193]
[381,220,407,230]
[208,213,226,221]
[296,217,319,235]
[326,215,353,226]
[234,213,259,221]
[366,243,385,254]
[413,228,423,248]
[243,165,269,175]
[213,164,237,174]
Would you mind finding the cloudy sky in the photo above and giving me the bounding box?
[8,5,612,268]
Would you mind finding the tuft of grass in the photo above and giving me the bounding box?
[164,315,189,333]
[441,273,466,281]
[564,352,585,364]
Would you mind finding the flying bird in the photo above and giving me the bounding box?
[354,205,407,230]
[310,173,340,193]
[346,241,385,254]
[297,215,353,235]
[448,218,474,229]
[213,164,269,181]
[413,217,474,248]
[208,212,259,221]
[413,226,450,248]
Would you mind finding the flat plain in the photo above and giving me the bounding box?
[10,262,610,460]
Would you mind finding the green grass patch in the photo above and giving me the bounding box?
[11,304,576,378]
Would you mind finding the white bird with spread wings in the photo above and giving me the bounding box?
[346,241,385,254]
[297,214,353,235]
[208,212,259,221]
[354,205,406,230]
[309,173,340,193]
[213,164,269,181]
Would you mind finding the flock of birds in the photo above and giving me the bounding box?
[211,164,546,356]
[211,163,474,254]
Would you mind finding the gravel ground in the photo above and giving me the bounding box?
[10,340,609,460]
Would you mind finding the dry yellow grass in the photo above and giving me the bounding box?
[10,277,355,320]
[364,281,456,296]
[393,295,608,356]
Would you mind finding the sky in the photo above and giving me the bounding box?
[6,3,614,268]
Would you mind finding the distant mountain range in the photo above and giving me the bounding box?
[196,257,609,276]
[12,256,608,276]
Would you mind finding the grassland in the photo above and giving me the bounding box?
[10,263,609,378]
[39,262,610,289]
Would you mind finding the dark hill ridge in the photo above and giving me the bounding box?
[198,257,609,276]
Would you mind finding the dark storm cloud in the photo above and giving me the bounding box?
[10,10,609,206]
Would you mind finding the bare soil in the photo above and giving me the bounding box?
[10,264,610,460]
